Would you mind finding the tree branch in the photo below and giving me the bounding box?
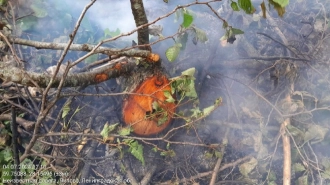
[0,57,136,88]
[130,0,150,50]
[8,37,152,58]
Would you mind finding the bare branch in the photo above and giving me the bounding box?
[0,57,136,88]
[8,37,152,58]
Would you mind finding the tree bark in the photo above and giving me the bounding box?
[8,37,151,58]
[0,57,136,88]
[130,0,150,50]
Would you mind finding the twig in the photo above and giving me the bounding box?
[159,155,252,184]
[7,36,152,58]
[11,106,20,181]
[281,119,291,185]
[19,0,96,162]
[240,56,309,61]
[209,128,228,185]
[140,165,157,185]
[123,159,139,185]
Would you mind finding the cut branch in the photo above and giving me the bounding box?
[0,57,136,88]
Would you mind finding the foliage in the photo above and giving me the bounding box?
[220,26,244,44]
[124,139,145,165]
[269,0,286,17]
[230,0,289,17]
[239,157,258,177]
[165,8,208,62]
[104,28,121,38]
[165,43,182,62]
[118,127,133,136]
[272,0,289,7]
[170,68,222,123]
[171,68,198,100]
[238,0,255,14]
[100,122,119,142]
[31,0,48,18]
[181,10,194,28]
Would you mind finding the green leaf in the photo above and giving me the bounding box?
[81,17,93,31]
[164,91,176,103]
[304,125,329,144]
[190,107,202,118]
[16,16,38,31]
[269,0,286,17]
[322,170,330,180]
[100,123,110,141]
[182,12,193,28]
[293,163,306,172]
[181,67,195,77]
[203,105,215,116]
[231,1,240,11]
[0,147,12,162]
[60,13,73,28]
[128,140,145,165]
[296,175,308,185]
[214,97,222,105]
[1,168,11,181]
[160,150,176,157]
[214,151,223,158]
[238,0,255,14]
[30,1,48,18]
[0,0,7,6]
[165,43,182,62]
[174,10,181,23]
[100,123,118,141]
[62,102,71,119]
[20,159,35,174]
[177,32,188,50]
[166,142,170,150]
[222,21,229,29]
[272,0,289,7]
[157,115,168,126]
[220,34,228,41]
[152,101,161,111]
[231,28,244,35]
[204,152,214,159]
[152,147,158,152]
[85,54,99,63]
[118,127,132,136]
[104,28,121,37]
[239,157,258,177]
[286,125,304,137]
[185,79,197,98]
[193,26,208,43]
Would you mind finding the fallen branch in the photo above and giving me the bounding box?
[7,36,152,58]
[0,57,136,88]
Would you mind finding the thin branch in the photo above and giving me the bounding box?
[19,0,96,162]
[209,128,229,185]
[8,37,151,58]
[11,106,20,181]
